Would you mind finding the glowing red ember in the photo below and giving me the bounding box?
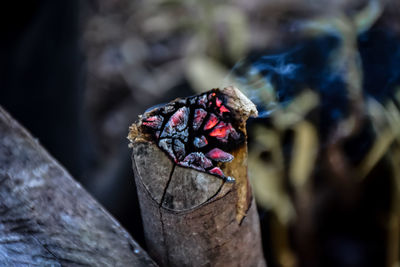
[215,97,222,107]
[204,113,219,130]
[141,90,244,181]
[193,108,207,130]
[209,167,224,177]
[170,107,188,131]
[181,152,213,171]
[142,115,163,129]
[219,105,230,114]
[160,106,189,139]
[206,148,234,162]
[209,121,230,140]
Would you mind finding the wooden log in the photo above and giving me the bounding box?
[0,106,157,267]
[128,86,266,267]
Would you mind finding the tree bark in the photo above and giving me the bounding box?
[129,87,266,267]
[0,106,157,267]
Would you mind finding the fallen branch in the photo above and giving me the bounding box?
[0,106,157,267]
[128,86,266,266]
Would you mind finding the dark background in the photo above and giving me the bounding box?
[1,1,400,266]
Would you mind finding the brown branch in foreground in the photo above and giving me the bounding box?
[128,86,266,267]
[0,106,157,267]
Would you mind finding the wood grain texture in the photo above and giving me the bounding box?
[129,87,266,267]
[0,106,157,267]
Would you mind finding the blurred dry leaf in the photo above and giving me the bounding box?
[272,90,319,130]
[249,126,295,224]
[212,5,249,60]
[289,121,318,188]
[185,56,230,93]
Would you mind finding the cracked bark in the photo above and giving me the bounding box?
[0,106,157,267]
[129,87,266,267]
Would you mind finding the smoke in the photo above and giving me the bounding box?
[226,46,305,119]
[227,34,347,124]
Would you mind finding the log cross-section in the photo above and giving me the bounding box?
[129,86,266,267]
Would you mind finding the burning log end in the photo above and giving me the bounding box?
[128,86,265,266]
